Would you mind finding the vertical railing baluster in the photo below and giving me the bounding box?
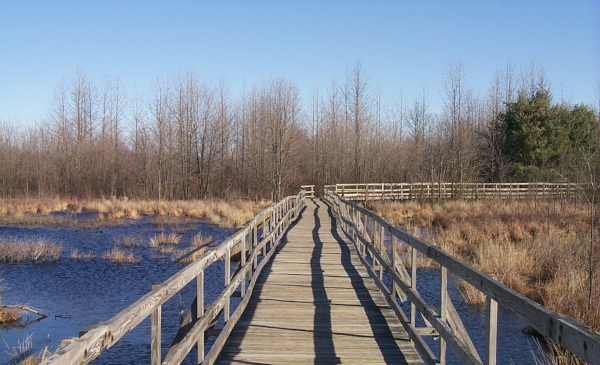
[487,280,498,365]
[411,246,417,328]
[391,235,397,298]
[197,270,204,363]
[440,266,447,364]
[151,285,161,365]
[241,235,246,298]
[225,247,231,322]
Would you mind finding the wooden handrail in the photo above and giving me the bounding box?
[324,188,599,365]
[41,191,306,365]
[324,182,578,201]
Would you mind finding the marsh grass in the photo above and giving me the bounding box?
[0,198,270,229]
[104,246,140,263]
[149,232,181,248]
[192,233,212,247]
[374,199,600,337]
[6,334,50,365]
[0,237,63,263]
[114,235,144,248]
[70,249,93,260]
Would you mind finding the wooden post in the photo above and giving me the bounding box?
[151,285,161,365]
[225,247,231,322]
[440,266,447,364]
[197,271,204,363]
[241,235,246,298]
[411,247,417,328]
[486,282,498,365]
[253,226,258,270]
[391,235,397,298]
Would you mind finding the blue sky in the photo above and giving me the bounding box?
[1,0,599,126]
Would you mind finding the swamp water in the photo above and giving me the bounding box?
[1,212,235,364]
[1,211,544,364]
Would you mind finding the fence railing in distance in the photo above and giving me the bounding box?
[324,188,599,365]
[324,182,577,201]
[300,184,315,198]
[41,191,306,365]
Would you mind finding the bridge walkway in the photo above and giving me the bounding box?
[216,199,423,364]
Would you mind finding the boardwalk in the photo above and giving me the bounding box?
[216,199,423,364]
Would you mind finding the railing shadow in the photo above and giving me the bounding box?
[323,200,408,364]
[311,202,340,364]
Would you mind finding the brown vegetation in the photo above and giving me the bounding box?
[104,246,140,263]
[149,232,181,247]
[0,237,63,263]
[6,335,50,365]
[0,197,270,229]
[373,199,600,335]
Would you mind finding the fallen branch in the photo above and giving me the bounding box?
[1,304,48,319]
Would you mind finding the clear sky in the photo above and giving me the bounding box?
[1,0,599,127]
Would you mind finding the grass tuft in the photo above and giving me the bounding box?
[0,237,63,263]
[104,246,140,263]
[149,232,181,247]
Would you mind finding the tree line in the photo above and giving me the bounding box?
[0,62,598,200]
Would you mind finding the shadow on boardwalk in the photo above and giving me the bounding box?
[216,199,421,364]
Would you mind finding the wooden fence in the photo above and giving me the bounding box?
[325,182,578,201]
[41,191,306,365]
[300,184,315,198]
[324,188,599,365]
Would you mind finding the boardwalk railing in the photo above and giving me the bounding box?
[42,191,306,365]
[324,188,599,365]
[325,182,577,201]
[300,184,315,198]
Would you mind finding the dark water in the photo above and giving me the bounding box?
[0,212,235,364]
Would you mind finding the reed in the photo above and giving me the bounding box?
[70,249,93,260]
[104,246,140,263]
[192,233,212,247]
[114,235,144,248]
[149,232,181,248]
[6,334,50,365]
[0,237,63,263]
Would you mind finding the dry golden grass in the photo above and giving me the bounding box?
[6,335,50,365]
[70,249,93,260]
[0,237,63,263]
[114,235,144,248]
[149,232,181,247]
[373,199,600,336]
[0,197,271,230]
[0,307,21,324]
[104,246,140,263]
[192,233,212,247]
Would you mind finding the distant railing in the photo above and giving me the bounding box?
[324,188,599,365]
[42,191,306,365]
[300,184,315,198]
[325,182,577,201]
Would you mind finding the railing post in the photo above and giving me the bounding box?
[151,285,161,365]
[197,270,204,363]
[411,246,417,328]
[241,235,247,298]
[391,235,397,298]
[225,247,231,322]
[440,266,447,364]
[486,279,498,365]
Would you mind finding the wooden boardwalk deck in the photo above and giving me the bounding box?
[216,199,423,364]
